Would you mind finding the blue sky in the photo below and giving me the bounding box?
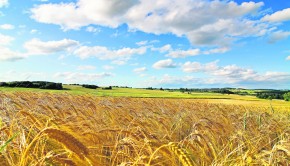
[0,0,289,89]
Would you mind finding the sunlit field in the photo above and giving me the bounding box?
[0,91,289,165]
[0,85,279,100]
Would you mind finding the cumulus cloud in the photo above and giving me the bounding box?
[0,24,14,30]
[103,65,114,70]
[30,0,138,30]
[133,67,147,73]
[86,26,101,33]
[181,60,290,85]
[152,59,177,69]
[146,69,290,88]
[0,33,14,45]
[0,34,25,61]
[136,40,159,46]
[30,29,39,34]
[182,61,219,73]
[152,44,230,57]
[166,48,201,58]
[262,8,290,22]
[136,40,148,46]
[54,72,113,82]
[0,0,8,8]
[24,38,79,55]
[111,60,127,65]
[0,47,24,61]
[203,47,230,55]
[0,70,47,81]
[151,44,172,53]
[30,0,267,46]
[268,31,290,43]
[77,65,96,70]
[74,45,147,64]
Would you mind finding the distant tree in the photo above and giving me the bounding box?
[0,81,62,90]
[82,84,99,89]
[102,86,112,90]
[0,82,8,86]
[284,92,290,101]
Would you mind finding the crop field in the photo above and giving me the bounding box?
[0,91,290,165]
[0,85,272,100]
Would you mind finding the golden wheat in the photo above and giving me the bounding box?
[167,142,195,166]
[0,92,289,165]
[42,128,89,159]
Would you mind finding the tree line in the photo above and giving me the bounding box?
[0,81,63,90]
[145,87,290,101]
[256,91,290,101]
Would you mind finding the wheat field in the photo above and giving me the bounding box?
[0,92,290,165]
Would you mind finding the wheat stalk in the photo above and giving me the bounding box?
[147,142,195,166]
[42,128,89,159]
[167,142,195,166]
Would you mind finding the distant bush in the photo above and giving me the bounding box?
[179,88,234,94]
[40,82,63,90]
[102,86,112,90]
[0,81,63,90]
[284,92,290,101]
[256,91,287,100]
[0,82,8,86]
[82,84,99,89]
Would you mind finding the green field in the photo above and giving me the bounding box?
[1,84,290,108]
[0,84,263,100]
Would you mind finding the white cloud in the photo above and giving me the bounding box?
[30,0,138,30]
[0,24,14,30]
[54,72,113,82]
[182,61,219,73]
[151,44,172,53]
[133,67,147,73]
[103,65,114,70]
[136,40,148,46]
[30,29,39,34]
[145,69,290,88]
[77,65,96,70]
[136,40,159,46]
[262,8,290,22]
[74,45,147,64]
[268,31,290,43]
[286,56,290,61]
[0,0,8,8]
[153,45,230,57]
[166,48,201,58]
[30,0,267,46]
[86,26,101,33]
[0,33,14,45]
[0,47,24,61]
[0,70,48,81]
[181,60,290,85]
[203,47,230,55]
[24,38,79,55]
[0,34,25,61]
[152,59,177,69]
[186,19,267,46]
[111,60,127,65]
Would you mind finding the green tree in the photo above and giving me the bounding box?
[283,92,290,101]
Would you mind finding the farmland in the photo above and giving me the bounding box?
[0,84,279,100]
[0,86,289,165]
